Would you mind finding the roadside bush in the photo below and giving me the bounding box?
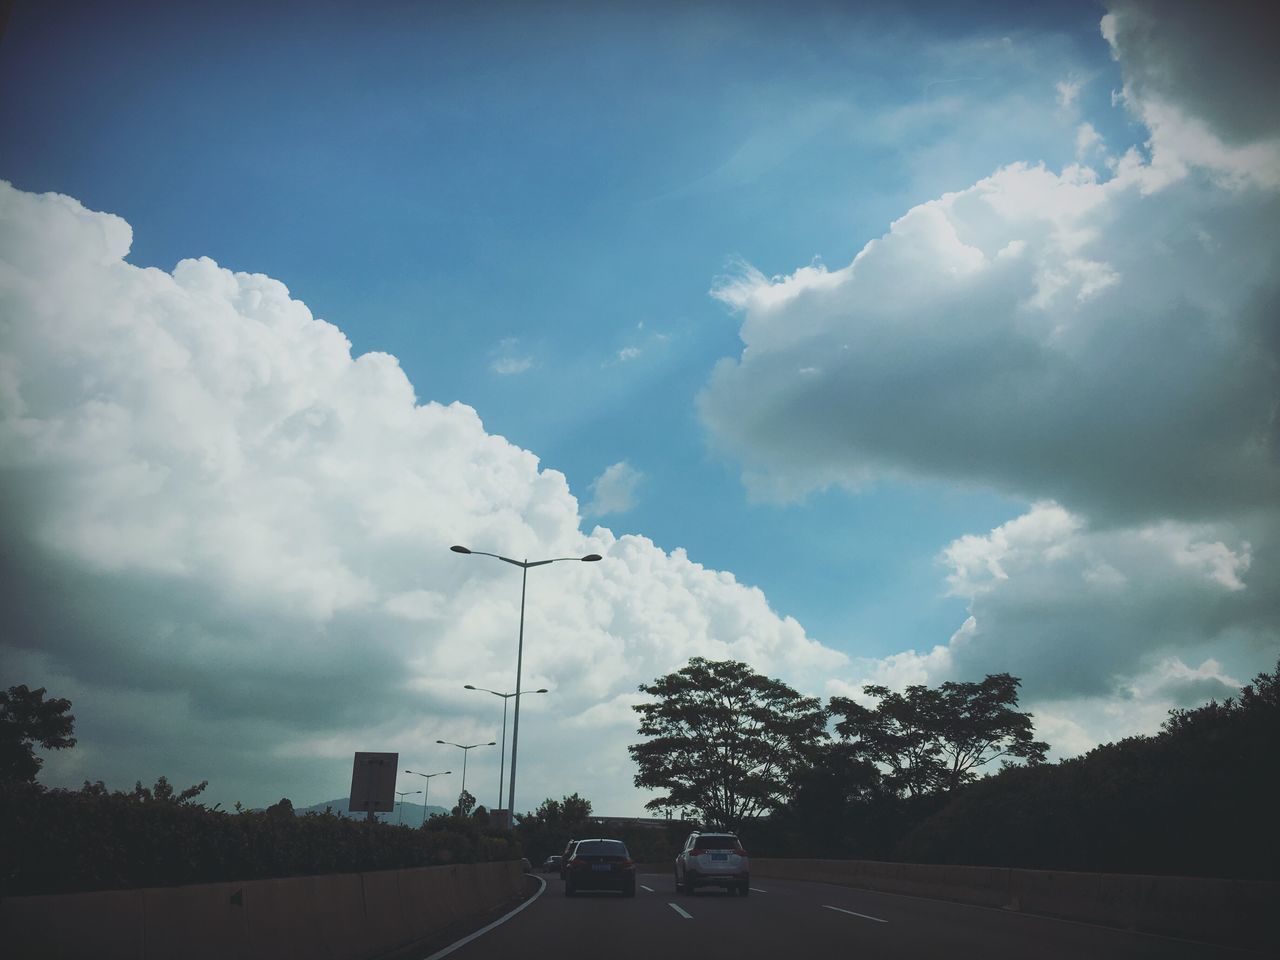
[0,779,519,897]
[894,660,1280,880]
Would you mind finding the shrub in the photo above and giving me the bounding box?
[0,779,520,896]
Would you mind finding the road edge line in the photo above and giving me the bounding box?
[422,873,547,960]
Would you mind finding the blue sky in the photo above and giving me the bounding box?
[2,1,1276,813]
[1,0,1119,646]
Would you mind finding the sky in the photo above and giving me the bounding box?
[1,0,1277,817]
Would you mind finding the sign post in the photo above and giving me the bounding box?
[349,752,397,822]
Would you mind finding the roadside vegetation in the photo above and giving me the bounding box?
[0,685,516,897]
[5,655,1275,896]
[513,792,689,868]
[629,657,1280,881]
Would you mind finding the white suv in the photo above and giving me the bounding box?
[675,831,749,896]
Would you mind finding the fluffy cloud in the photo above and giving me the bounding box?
[701,157,1279,519]
[1102,1,1280,157]
[585,461,643,517]
[824,500,1274,755]
[699,0,1279,747]
[0,181,844,813]
[937,502,1262,700]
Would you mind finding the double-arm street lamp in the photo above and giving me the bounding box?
[450,545,602,816]
[394,789,421,825]
[403,769,451,826]
[435,739,495,808]
[464,684,548,812]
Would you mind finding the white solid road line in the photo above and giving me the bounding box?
[823,904,888,924]
[668,903,694,919]
[641,885,654,892]
[421,874,547,960]
[749,887,767,893]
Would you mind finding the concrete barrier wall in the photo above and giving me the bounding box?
[0,860,524,960]
[752,858,1280,950]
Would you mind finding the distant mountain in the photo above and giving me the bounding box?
[294,797,448,824]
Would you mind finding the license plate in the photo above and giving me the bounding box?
[592,864,611,872]
[711,854,728,861]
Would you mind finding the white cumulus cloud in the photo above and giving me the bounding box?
[585,461,643,517]
[697,0,1280,752]
[0,181,845,814]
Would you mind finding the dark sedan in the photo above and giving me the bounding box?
[563,838,637,897]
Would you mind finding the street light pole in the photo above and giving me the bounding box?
[451,545,601,818]
[403,769,451,826]
[464,684,548,811]
[436,739,496,812]
[394,789,421,825]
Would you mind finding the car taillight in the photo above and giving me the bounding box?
[738,849,748,856]
[573,859,593,870]
[621,859,635,870]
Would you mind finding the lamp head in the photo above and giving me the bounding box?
[487,741,496,746]
[535,688,549,693]
[464,684,476,690]
[581,553,602,561]
[450,545,472,554]
[435,739,446,744]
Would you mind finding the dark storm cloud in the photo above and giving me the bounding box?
[1104,0,1280,146]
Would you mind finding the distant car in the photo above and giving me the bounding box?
[559,839,579,880]
[675,831,749,896]
[520,857,532,873]
[541,855,563,873]
[563,838,636,897]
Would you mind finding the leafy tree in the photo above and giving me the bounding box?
[629,657,828,831]
[894,660,1280,879]
[759,741,890,857]
[514,792,596,865]
[453,788,476,818]
[559,792,592,822]
[831,673,1047,796]
[128,775,209,804]
[0,684,76,784]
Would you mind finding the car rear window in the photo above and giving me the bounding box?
[573,840,629,857]
[693,836,741,850]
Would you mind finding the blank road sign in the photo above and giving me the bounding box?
[349,751,398,813]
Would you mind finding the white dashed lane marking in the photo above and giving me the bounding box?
[668,903,694,919]
[823,904,888,923]
[640,885,654,892]
[750,887,767,893]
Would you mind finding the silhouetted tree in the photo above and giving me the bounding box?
[0,684,76,784]
[894,660,1280,879]
[514,792,596,865]
[127,774,208,803]
[831,673,1047,796]
[629,658,828,830]
[453,788,476,818]
[761,741,896,857]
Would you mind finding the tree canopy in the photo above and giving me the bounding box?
[894,659,1280,880]
[629,657,828,830]
[0,684,76,784]
[830,673,1046,796]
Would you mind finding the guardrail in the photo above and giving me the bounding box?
[751,858,1280,950]
[0,859,524,960]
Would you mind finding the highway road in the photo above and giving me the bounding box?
[429,871,1259,959]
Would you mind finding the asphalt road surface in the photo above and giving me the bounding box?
[430,871,1259,959]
